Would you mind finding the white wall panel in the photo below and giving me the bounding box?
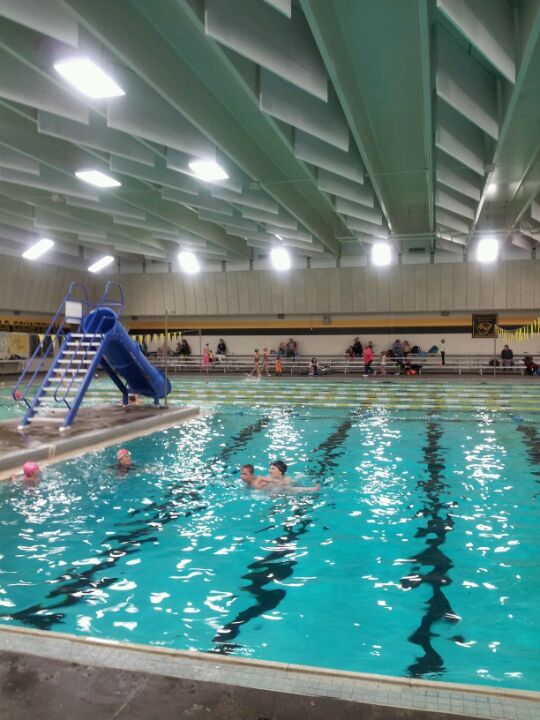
[466,263,481,309]
[505,261,521,308]
[493,262,507,309]
[3,255,540,318]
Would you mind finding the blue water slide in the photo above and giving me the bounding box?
[82,307,171,400]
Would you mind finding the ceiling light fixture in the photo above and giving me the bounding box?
[476,236,499,263]
[178,250,200,274]
[88,255,115,273]
[188,159,228,182]
[271,246,291,271]
[371,242,392,266]
[54,58,125,98]
[22,238,54,260]
[75,170,121,188]
[486,183,497,197]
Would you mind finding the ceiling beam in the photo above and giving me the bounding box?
[0,103,249,257]
[418,0,435,239]
[473,3,540,228]
[59,0,341,253]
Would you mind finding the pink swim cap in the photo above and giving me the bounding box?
[23,461,40,477]
[116,448,130,460]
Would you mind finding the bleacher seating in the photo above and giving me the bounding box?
[150,353,530,376]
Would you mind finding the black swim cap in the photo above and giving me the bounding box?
[271,460,287,474]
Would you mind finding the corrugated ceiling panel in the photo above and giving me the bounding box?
[294,130,363,183]
[0,48,88,124]
[436,102,485,176]
[437,0,515,83]
[435,186,475,220]
[317,169,373,206]
[107,70,215,159]
[335,198,382,225]
[436,157,482,201]
[260,70,349,151]
[38,112,155,166]
[0,0,79,46]
[0,146,39,175]
[206,0,326,100]
[437,26,499,139]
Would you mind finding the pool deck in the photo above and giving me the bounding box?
[0,625,538,720]
[0,403,199,479]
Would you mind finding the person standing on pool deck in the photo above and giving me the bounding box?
[203,343,210,373]
[250,348,261,377]
[363,343,374,376]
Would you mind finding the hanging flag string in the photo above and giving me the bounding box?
[495,318,540,344]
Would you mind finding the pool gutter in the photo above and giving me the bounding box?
[0,625,538,720]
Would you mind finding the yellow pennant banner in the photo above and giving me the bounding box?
[496,318,540,344]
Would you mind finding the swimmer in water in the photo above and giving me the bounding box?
[240,464,269,489]
[266,460,321,493]
[116,448,133,472]
[12,461,41,485]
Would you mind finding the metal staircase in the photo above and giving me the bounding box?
[13,283,125,432]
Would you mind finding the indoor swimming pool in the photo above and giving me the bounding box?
[1,397,539,690]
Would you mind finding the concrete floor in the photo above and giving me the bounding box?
[0,650,510,720]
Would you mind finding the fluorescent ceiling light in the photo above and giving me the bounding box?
[371,242,392,266]
[271,246,291,271]
[76,170,121,188]
[88,255,114,273]
[486,183,497,197]
[178,250,200,274]
[22,237,54,260]
[476,236,498,263]
[189,159,228,182]
[54,58,125,98]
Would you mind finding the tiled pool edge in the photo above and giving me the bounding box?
[0,625,538,719]
[0,405,199,479]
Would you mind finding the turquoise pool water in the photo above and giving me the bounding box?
[1,402,539,690]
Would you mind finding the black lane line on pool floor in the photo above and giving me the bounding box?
[0,414,273,632]
[209,411,360,655]
[515,424,540,499]
[401,419,462,678]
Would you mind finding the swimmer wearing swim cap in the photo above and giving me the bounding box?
[268,460,292,485]
[116,448,132,471]
[267,460,321,493]
[12,461,41,485]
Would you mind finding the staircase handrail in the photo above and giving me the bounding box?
[96,281,124,316]
[13,282,90,406]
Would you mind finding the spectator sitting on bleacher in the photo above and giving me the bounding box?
[286,338,298,358]
[523,355,539,376]
[345,345,354,359]
[277,342,287,358]
[501,344,514,366]
[140,339,148,356]
[216,338,227,355]
[387,346,406,374]
[392,339,402,357]
[352,337,363,357]
[179,338,191,357]
[402,340,411,356]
